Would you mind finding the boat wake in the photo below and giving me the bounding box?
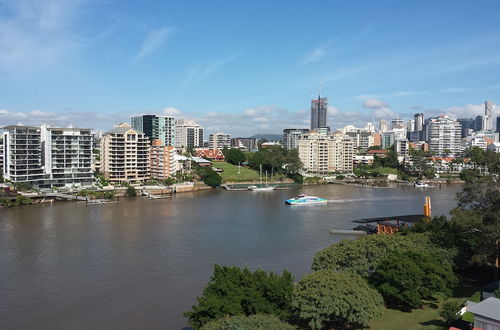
[327,196,407,203]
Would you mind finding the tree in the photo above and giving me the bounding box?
[185,265,294,329]
[125,186,137,197]
[451,187,500,278]
[197,167,222,187]
[223,148,246,165]
[201,314,295,330]
[292,270,383,329]
[383,149,400,168]
[370,251,456,309]
[312,233,453,278]
[440,301,461,325]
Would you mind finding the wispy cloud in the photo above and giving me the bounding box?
[182,53,241,88]
[439,87,468,93]
[132,27,174,62]
[302,47,328,65]
[0,0,91,72]
[355,91,427,100]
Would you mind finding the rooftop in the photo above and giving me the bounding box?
[468,297,500,321]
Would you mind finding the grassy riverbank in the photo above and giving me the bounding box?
[212,162,287,183]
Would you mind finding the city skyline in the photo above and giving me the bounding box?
[1,0,500,136]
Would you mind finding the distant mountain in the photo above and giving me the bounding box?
[248,134,282,141]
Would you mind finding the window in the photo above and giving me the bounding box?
[127,134,136,142]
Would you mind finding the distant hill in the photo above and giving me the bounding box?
[248,134,282,141]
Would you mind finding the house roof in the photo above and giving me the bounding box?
[468,297,500,321]
[367,149,388,154]
[195,149,225,159]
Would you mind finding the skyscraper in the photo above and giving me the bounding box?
[484,100,495,131]
[475,115,484,132]
[427,115,462,156]
[131,115,176,146]
[379,119,388,133]
[310,96,328,131]
[414,113,424,131]
[496,115,500,134]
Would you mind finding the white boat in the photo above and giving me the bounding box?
[250,165,275,191]
[414,181,429,188]
[252,186,275,191]
[286,194,328,205]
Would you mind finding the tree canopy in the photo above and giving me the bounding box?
[223,147,247,165]
[370,251,457,309]
[311,233,453,278]
[292,270,383,329]
[197,167,222,187]
[201,314,295,330]
[185,265,294,329]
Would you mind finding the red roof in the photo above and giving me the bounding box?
[367,150,388,155]
[195,149,225,160]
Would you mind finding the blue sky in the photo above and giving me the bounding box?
[1,0,499,136]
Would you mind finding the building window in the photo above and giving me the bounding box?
[127,134,136,141]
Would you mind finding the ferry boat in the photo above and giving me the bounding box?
[414,181,429,188]
[285,194,328,205]
[251,186,275,191]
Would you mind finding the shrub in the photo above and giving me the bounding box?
[201,314,295,330]
[440,301,461,325]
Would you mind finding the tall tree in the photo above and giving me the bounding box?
[292,270,383,329]
[185,265,294,329]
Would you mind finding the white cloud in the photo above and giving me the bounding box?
[163,107,182,116]
[362,98,387,108]
[132,27,174,62]
[0,109,9,115]
[182,53,241,88]
[439,87,468,93]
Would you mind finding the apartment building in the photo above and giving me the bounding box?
[208,132,231,150]
[175,119,204,148]
[427,115,462,156]
[298,131,354,174]
[131,115,176,146]
[0,135,3,173]
[150,139,178,180]
[283,128,309,150]
[2,125,93,188]
[343,128,374,153]
[230,137,257,151]
[100,123,150,183]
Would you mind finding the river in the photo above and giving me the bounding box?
[0,183,464,329]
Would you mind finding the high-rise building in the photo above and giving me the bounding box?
[484,101,495,131]
[390,117,405,130]
[407,119,415,132]
[283,128,309,150]
[414,113,424,131]
[230,138,257,151]
[131,115,175,146]
[379,119,388,133]
[208,132,231,150]
[175,119,204,148]
[297,131,353,174]
[496,115,500,134]
[101,123,149,182]
[2,125,93,188]
[310,96,328,131]
[458,118,475,137]
[475,115,484,132]
[427,115,462,156]
[150,139,178,180]
[344,129,374,153]
[0,135,3,173]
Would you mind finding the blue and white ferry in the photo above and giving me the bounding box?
[285,194,328,205]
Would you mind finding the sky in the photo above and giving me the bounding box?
[1,0,500,137]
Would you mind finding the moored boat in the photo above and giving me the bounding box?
[285,194,328,205]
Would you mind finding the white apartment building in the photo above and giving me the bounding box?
[150,140,178,180]
[101,123,150,183]
[2,125,93,188]
[427,115,463,156]
[298,131,354,174]
[175,119,204,148]
[208,132,231,150]
[0,135,3,173]
[283,128,310,150]
[343,127,374,153]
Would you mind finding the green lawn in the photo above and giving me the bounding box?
[369,279,481,330]
[368,167,399,175]
[213,162,288,183]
